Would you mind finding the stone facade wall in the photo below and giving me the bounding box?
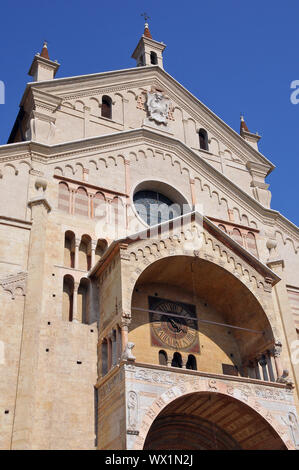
[0,57,298,450]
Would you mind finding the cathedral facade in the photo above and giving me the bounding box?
[0,24,299,450]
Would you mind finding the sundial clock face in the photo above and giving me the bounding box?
[149,297,199,351]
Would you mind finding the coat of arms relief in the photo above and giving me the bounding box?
[146,91,171,124]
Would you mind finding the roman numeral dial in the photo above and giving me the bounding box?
[150,298,198,350]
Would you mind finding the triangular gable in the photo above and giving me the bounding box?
[16,66,274,172]
[89,211,280,288]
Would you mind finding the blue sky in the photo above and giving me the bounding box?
[0,1,298,225]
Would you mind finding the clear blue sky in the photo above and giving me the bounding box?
[0,1,298,225]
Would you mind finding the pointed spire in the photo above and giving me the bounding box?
[132,14,166,69]
[239,114,261,150]
[240,114,249,134]
[40,41,50,60]
[141,13,152,38]
[144,22,152,39]
[28,41,60,81]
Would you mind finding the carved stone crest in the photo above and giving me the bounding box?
[146,91,170,124]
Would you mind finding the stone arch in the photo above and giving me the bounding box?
[127,251,276,369]
[135,386,293,450]
[126,245,270,319]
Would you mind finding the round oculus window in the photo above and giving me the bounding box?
[133,190,182,226]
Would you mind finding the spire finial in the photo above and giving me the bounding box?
[40,40,50,60]
[240,112,249,134]
[141,12,152,39]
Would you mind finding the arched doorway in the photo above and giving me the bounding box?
[143,392,287,450]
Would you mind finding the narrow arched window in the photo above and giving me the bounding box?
[101,95,112,119]
[58,182,70,213]
[78,277,90,324]
[74,187,89,218]
[150,51,158,65]
[79,235,92,271]
[186,354,197,370]
[62,274,74,322]
[64,231,75,268]
[93,192,106,219]
[232,228,243,246]
[159,350,168,366]
[198,128,209,151]
[171,352,182,368]
[101,340,108,376]
[95,238,108,263]
[247,232,258,257]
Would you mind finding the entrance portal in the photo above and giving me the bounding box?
[143,392,287,450]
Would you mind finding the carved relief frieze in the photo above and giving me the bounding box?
[127,390,138,432]
[98,368,125,400]
[0,272,27,299]
[126,225,271,298]
[133,367,189,386]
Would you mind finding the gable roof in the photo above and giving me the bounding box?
[13,65,274,173]
[88,210,280,285]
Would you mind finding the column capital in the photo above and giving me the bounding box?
[258,356,267,367]
[273,340,282,357]
[120,318,130,328]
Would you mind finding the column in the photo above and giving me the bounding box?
[83,105,90,138]
[121,321,129,354]
[70,188,76,215]
[107,334,112,371]
[259,355,269,382]
[266,351,275,382]
[182,355,187,369]
[12,195,51,449]
[91,240,96,268]
[74,237,80,269]
[254,359,261,380]
[267,259,299,391]
[189,178,196,209]
[124,159,130,230]
[72,281,80,322]
[273,342,283,379]
[111,330,117,366]
[242,233,247,250]
[116,326,122,361]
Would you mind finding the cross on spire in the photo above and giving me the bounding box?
[141,12,152,39]
[141,12,150,23]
